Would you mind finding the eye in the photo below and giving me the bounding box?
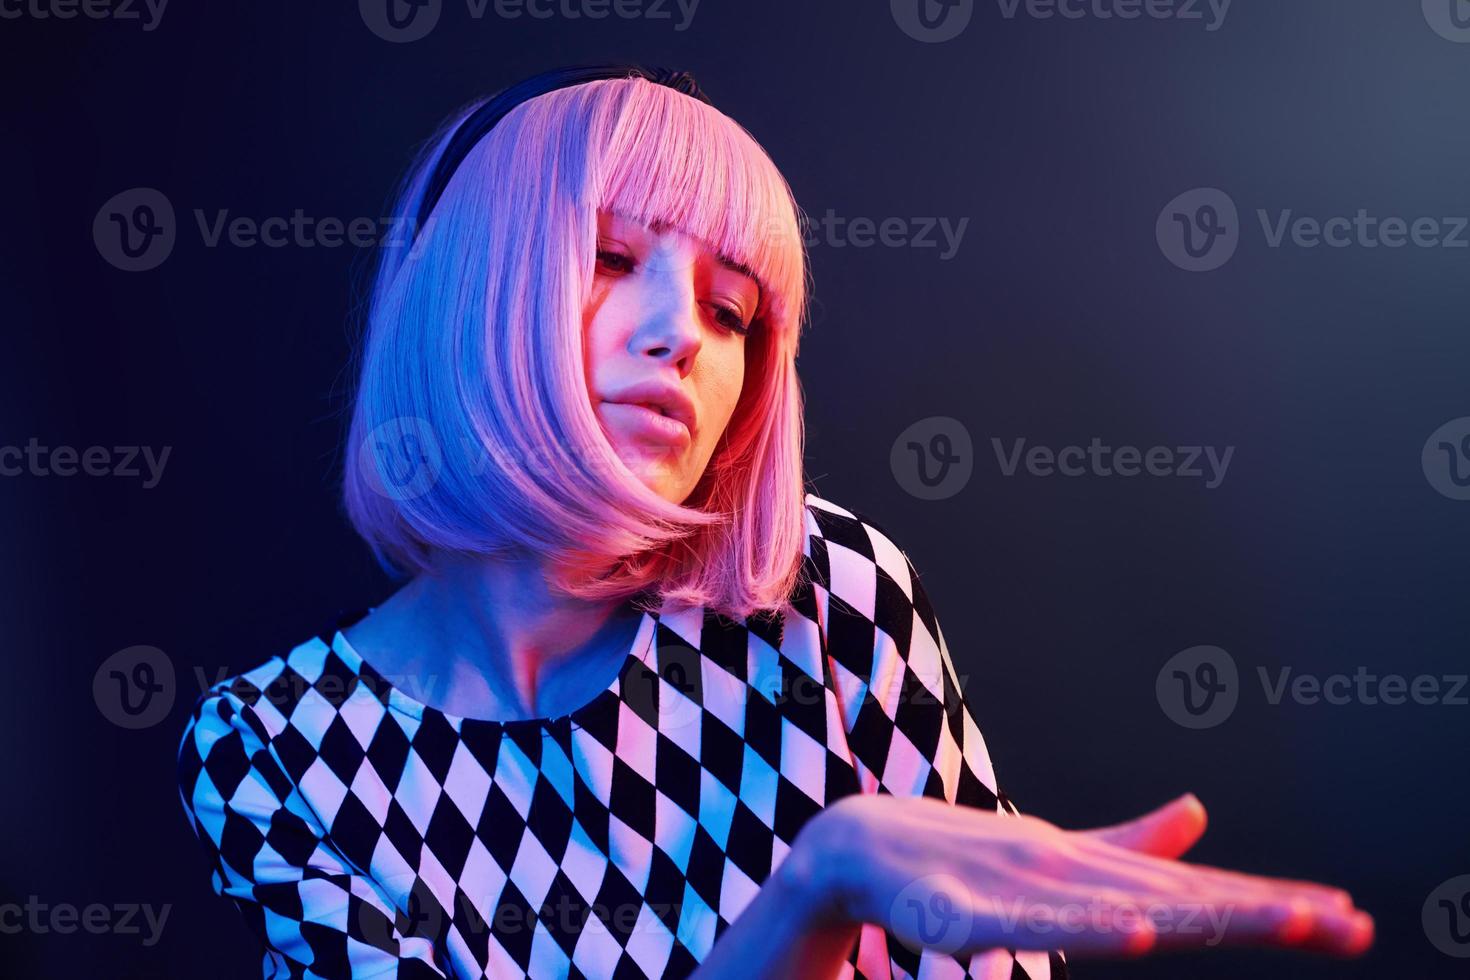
[595,249,635,275]
[706,302,751,337]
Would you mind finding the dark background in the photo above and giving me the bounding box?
[3,0,1468,976]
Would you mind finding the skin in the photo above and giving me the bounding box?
[342,210,758,722]
[584,209,757,502]
[346,212,1375,970]
[692,795,1374,979]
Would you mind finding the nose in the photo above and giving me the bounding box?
[630,248,702,375]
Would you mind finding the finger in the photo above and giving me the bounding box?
[1191,861,1356,911]
[1050,841,1371,956]
[1073,836,1357,913]
[1091,857,1369,954]
[949,865,1372,960]
[1079,794,1208,859]
[962,884,1304,959]
[1321,908,1376,957]
[1159,896,1375,958]
[1060,893,1370,959]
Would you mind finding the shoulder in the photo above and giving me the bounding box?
[801,492,940,632]
[178,618,368,756]
[176,622,379,836]
[802,491,901,546]
[801,496,987,796]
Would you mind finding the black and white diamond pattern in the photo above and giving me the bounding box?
[178,494,1067,979]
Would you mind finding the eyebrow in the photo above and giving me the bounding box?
[716,255,759,283]
[616,214,762,288]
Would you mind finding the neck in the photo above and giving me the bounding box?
[357,551,645,721]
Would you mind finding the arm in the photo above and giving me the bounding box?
[801,499,1067,977]
[694,500,1372,975]
[698,497,1059,979]
[683,835,860,980]
[177,679,449,979]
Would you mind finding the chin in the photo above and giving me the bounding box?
[614,445,694,503]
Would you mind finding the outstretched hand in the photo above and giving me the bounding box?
[786,792,1374,960]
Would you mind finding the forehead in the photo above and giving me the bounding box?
[600,210,758,282]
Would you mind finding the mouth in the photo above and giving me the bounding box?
[601,401,693,446]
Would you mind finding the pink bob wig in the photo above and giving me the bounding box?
[341,73,813,620]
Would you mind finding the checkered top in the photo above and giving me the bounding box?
[177,493,1069,980]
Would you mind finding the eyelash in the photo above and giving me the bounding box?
[595,249,752,337]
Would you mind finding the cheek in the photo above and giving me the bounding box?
[582,297,626,391]
[701,345,747,435]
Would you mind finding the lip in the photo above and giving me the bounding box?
[601,401,693,446]
[601,381,697,438]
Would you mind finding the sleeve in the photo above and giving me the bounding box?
[176,680,449,979]
[803,499,1070,980]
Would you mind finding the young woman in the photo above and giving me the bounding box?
[176,65,1374,979]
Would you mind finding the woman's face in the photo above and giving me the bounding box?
[584,211,760,505]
